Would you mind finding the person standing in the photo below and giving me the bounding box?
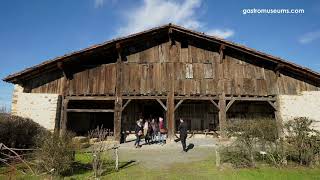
[178,118,188,152]
[159,117,166,145]
[150,118,158,143]
[144,120,151,145]
[134,120,143,148]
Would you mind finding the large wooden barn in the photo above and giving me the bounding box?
[3,24,320,142]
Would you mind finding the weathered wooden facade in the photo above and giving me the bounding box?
[4,24,320,141]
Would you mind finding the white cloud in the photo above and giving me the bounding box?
[94,0,117,8]
[117,0,234,39]
[299,30,320,44]
[118,0,202,35]
[94,0,104,8]
[206,29,235,39]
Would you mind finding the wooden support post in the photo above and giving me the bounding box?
[218,93,226,138]
[167,33,176,140]
[167,93,175,141]
[114,43,123,142]
[60,98,69,136]
[54,96,64,133]
[115,147,119,171]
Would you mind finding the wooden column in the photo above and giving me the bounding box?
[54,96,62,133]
[167,93,175,140]
[167,28,175,141]
[114,44,123,142]
[59,98,69,136]
[57,62,70,135]
[218,93,226,138]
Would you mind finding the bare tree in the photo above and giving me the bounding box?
[88,126,109,178]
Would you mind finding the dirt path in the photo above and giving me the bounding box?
[118,138,217,169]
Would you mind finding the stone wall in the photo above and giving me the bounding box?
[11,84,24,114]
[279,91,320,130]
[11,85,61,131]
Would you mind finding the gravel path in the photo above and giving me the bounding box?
[118,138,218,169]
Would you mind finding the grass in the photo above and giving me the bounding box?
[1,152,320,180]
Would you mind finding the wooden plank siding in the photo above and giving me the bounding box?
[25,40,319,96]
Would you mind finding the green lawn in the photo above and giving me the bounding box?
[1,152,320,180]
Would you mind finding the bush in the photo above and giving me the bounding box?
[222,118,278,168]
[285,117,320,166]
[221,117,320,168]
[0,113,48,148]
[35,132,75,176]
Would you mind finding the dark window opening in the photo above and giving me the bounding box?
[67,112,114,136]
[181,40,188,48]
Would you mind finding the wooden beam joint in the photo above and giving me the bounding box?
[209,99,220,110]
[156,98,167,111]
[226,98,236,112]
[267,100,277,110]
[122,99,132,111]
[174,99,184,111]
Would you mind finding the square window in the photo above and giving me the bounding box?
[186,64,193,79]
[204,63,213,79]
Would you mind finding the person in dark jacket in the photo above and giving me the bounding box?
[134,120,143,148]
[178,118,188,152]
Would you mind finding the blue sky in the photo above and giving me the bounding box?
[1,0,320,109]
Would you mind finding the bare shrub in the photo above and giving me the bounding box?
[88,126,110,178]
[222,117,320,168]
[285,117,320,166]
[0,113,48,148]
[35,132,75,176]
[222,118,278,168]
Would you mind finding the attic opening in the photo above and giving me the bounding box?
[66,100,115,136]
[67,112,114,136]
[226,101,275,121]
[175,100,219,132]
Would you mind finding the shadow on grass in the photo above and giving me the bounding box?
[70,162,92,176]
[67,160,137,177]
[102,160,137,175]
[119,160,136,169]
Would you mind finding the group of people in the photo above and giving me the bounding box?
[134,117,189,152]
[134,117,167,148]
